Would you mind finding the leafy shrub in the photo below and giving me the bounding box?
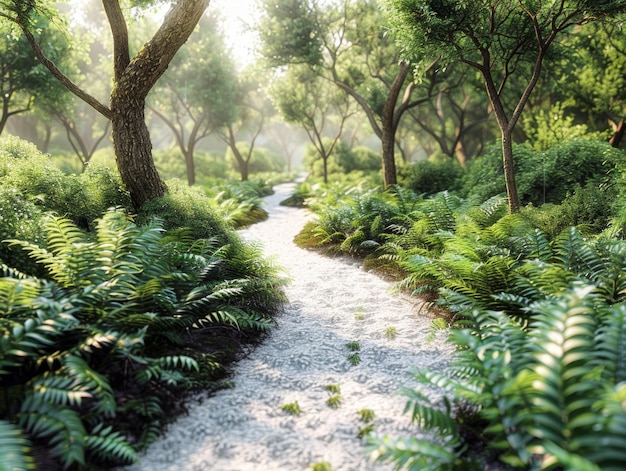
[0,137,132,231]
[521,183,615,238]
[77,163,132,222]
[303,140,381,178]
[0,188,46,275]
[225,144,286,176]
[338,145,381,173]
[202,179,272,228]
[153,148,232,182]
[137,179,237,243]
[462,139,623,207]
[0,209,286,469]
[399,157,465,196]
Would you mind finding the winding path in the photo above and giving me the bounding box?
[122,182,453,471]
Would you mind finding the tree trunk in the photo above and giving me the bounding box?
[110,92,167,208]
[501,130,520,213]
[381,128,397,187]
[609,119,625,148]
[184,148,196,185]
[240,161,249,181]
[379,63,412,188]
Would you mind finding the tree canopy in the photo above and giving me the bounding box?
[385,0,626,212]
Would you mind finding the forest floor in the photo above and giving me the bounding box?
[120,182,456,471]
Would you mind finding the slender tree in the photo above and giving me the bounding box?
[0,0,210,209]
[271,65,356,184]
[259,0,441,187]
[217,77,271,181]
[386,0,626,213]
[151,13,239,185]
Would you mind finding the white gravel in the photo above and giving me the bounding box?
[121,182,454,471]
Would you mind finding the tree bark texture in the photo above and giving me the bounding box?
[380,63,412,187]
[104,0,210,208]
[501,131,520,213]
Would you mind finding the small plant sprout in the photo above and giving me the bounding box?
[345,341,362,365]
[281,401,302,416]
[357,408,375,423]
[354,306,365,320]
[347,352,361,366]
[326,394,342,409]
[357,424,375,438]
[325,384,341,394]
[309,462,332,471]
[384,326,398,340]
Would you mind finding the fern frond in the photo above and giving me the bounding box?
[18,398,86,469]
[401,384,457,435]
[0,420,34,471]
[552,227,606,276]
[594,304,626,384]
[368,434,459,471]
[62,355,116,417]
[524,286,600,452]
[85,423,138,465]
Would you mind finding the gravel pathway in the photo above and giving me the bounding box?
[122,182,454,471]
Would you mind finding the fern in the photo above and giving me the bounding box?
[85,423,138,465]
[369,434,460,471]
[18,399,86,469]
[594,304,626,384]
[0,420,34,471]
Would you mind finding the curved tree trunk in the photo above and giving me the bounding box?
[110,93,167,208]
[14,0,210,209]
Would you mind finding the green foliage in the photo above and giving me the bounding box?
[0,137,131,221]
[0,209,285,469]
[371,285,626,469]
[137,179,237,243]
[326,395,342,409]
[371,221,626,469]
[309,462,333,471]
[259,0,324,67]
[399,157,465,196]
[203,179,271,228]
[347,353,361,366]
[153,148,230,182]
[384,326,398,339]
[225,144,286,176]
[462,139,623,207]
[303,141,380,179]
[0,187,46,274]
[281,401,302,416]
[357,408,375,423]
[523,102,606,151]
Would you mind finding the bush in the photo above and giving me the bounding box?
[137,179,236,246]
[462,139,623,206]
[0,188,46,274]
[399,157,465,196]
[303,140,381,178]
[0,137,131,232]
[225,144,286,177]
[522,183,615,238]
